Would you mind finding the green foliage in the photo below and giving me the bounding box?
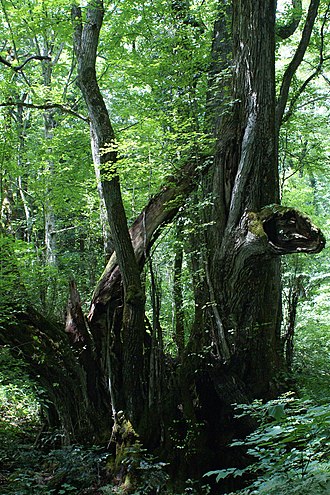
[145,222,196,353]
[0,0,217,326]
[292,284,330,401]
[169,418,206,460]
[0,348,41,491]
[0,235,24,324]
[205,394,330,494]
[2,445,108,495]
[0,361,170,495]
[2,441,170,495]
[0,348,39,425]
[0,1,329,494]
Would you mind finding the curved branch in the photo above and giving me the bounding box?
[275,0,320,130]
[282,3,330,123]
[89,159,204,316]
[276,0,302,39]
[282,66,321,123]
[0,54,51,71]
[16,55,52,71]
[0,101,88,122]
[0,55,13,68]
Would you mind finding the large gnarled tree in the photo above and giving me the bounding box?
[0,0,326,477]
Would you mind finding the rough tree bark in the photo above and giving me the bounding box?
[209,0,282,394]
[200,0,324,399]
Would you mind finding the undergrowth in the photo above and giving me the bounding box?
[205,393,330,494]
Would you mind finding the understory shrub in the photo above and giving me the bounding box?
[205,393,330,494]
[1,444,110,495]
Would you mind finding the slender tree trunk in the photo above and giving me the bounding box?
[16,103,32,242]
[72,1,146,426]
[283,274,304,369]
[40,49,58,266]
[173,225,185,356]
[43,109,57,266]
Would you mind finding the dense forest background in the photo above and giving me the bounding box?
[0,0,330,493]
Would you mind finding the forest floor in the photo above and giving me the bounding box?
[2,321,330,495]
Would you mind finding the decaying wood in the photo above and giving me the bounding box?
[89,160,202,316]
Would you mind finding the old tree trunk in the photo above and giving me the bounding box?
[0,0,325,480]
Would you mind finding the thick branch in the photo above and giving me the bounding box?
[89,160,202,316]
[0,101,88,122]
[276,0,320,129]
[216,205,325,350]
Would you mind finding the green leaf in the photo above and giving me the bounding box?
[268,404,286,421]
